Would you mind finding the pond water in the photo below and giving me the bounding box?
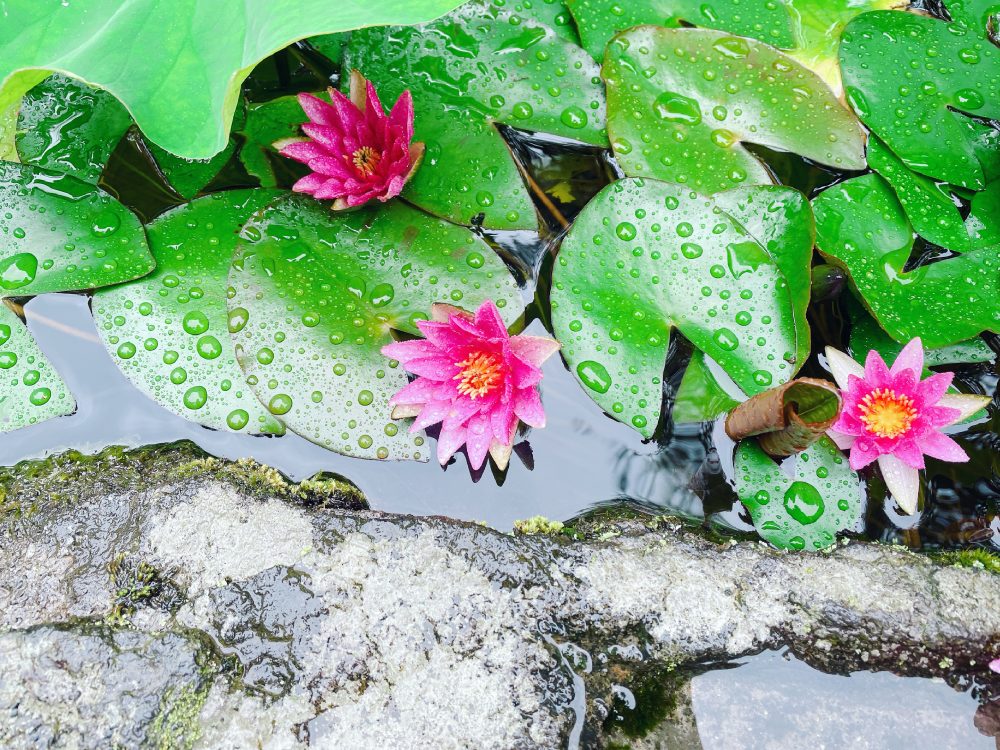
[2,22,999,749]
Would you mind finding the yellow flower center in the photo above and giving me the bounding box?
[352,146,382,177]
[858,388,918,439]
[454,351,503,399]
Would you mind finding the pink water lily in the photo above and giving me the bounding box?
[381,301,560,471]
[991,658,1000,674]
[279,70,423,210]
[825,338,991,514]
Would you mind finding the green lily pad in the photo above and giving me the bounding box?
[15,74,132,184]
[92,190,284,435]
[840,8,1000,189]
[345,4,607,229]
[228,194,524,460]
[552,178,806,438]
[0,0,468,160]
[968,180,1000,246]
[672,350,740,424]
[0,102,16,162]
[867,135,972,252]
[0,302,75,433]
[813,173,1000,347]
[238,96,308,188]
[0,162,153,296]
[604,26,866,195]
[566,0,795,59]
[849,304,996,367]
[781,0,898,94]
[734,435,863,551]
[145,126,242,200]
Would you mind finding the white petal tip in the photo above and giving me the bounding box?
[938,393,992,424]
[825,346,865,390]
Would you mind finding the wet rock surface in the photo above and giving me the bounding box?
[0,443,997,749]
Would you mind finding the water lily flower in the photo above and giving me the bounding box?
[991,658,1000,674]
[279,70,424,210]
[381,300,560,471]
[825,339,991,515]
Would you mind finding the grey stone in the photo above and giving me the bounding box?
[0,444,997,748]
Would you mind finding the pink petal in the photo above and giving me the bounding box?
[919,405,962,429]
[465,416,493,470]
[513,387,546,428]
[915,430,969,463]
[890,337,924,377]
[291,173,328,194]
[411,400,453,432]
[387,90,415,143]
[849,439,880,470]
[473,300,509,339]
[864,348,892,387]
[297,92,339,127]
[328,87,367,135]
[511,356,542,389]
[891,438,925,470]
[914,371,953,408]
[416,320,475,350]
[381,339,443,364]
[990,659,1000,674]
[436,422,468,466]
[312,178,349,200]
[400,355,460,380]
[510,335,561,368]
[280,140,327,163]
[365,81,388,125]
[387,376,439,406]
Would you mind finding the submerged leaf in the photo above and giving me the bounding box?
[238,96,308,188]
[603,26,865,195]
[552,178,808,437]
[725,378,841,456]
[734,435,864,551]
[228,195,524,460]
[92,190,284,435]
[840,8,1000,188]
[0,0,468,160]
[0,162,153,297]
[345,3,607,229]
[16,74,131,184]
[813,173,1000,347]
[0,302,75,433]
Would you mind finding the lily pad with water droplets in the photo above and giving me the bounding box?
[0,162,154,297]
[16,74,132,184]
[604,26,866,195]
[228,194,524,460]
[734,435,863,551]
[552,178,806,438]
[0,302,75,434]
[344,4,607,230]
[672,350,740,424]
[967,180,1000,247]
[238,96,307,188]
[813,173,1000,348]
[840,8,1000,189]
[566,0,795,59]
[92,190,285,436]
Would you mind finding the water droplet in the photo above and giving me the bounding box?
[577,360,611,393]
[616,221,637,241]
[117,341,136,359]
[0,351,17,369]
[90,209,120,237]
[560,105,588,129]
[783,481,825,525]
[268,393,293,415]
[227,409,250,430]
[228,307,249,333]
[0,253,38,290]
[182,310,210,336]
[183,386,208,410]
[197,335,222,360]
[29,387,51,406]
[653,91,702,125]
[358,390,374,406]
[754,490,770,506]
[713,328,739,351]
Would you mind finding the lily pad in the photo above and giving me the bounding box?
[238,96,309,188]
[552,178,806,438]
[16,74,132,184]
[566,0,795,59]
[228,194,524,460]
[967,180,1000,246]
[813,173,1000,347]
[734,435,864,551]
[0,162,154,296]
[0,302,75,433]
[0,102,16,162]
[840,8,1000,188]
[672,350,740,424]
[604,26,866,195]
[0,0,468,160]
[345,4,607,229]
[866,135,972,252]
[92,190,284,435]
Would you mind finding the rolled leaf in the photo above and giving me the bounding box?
[725,378,841,457]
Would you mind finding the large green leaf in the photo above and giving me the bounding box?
[0,302,75,433]
[968,180,1000,246]
[92,190,284,436]
[0,102,17,162]
[672,350,740,423]
[734,436,863,551]
[566,0,795,59]
[813,173,1000,347]
[0,0,467,161]
[238,96,307,188]
[840,8,1000,189]
[15,74,131,184]
[345,4,607,230]
[228,195,524,460]
[552,178,807,438]
[603,26,865,195]
[0,162,154,296]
